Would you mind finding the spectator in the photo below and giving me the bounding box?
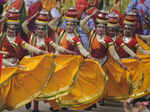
[126,0,150,35]
[124,98,150,112]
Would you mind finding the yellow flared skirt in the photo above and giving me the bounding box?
[103,55,150,101]
[136,36,150,53]
[0,54,55,110]
[58,59,107,110]
[37,55,83,100]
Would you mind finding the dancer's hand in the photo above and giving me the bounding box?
[134,56,142,61]
[119,62,128,71]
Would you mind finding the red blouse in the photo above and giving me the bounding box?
[90,35,113,59]
[115,36,138,58]
[1,34,26,60]
[57,28,81,53]
[28,34,55,56]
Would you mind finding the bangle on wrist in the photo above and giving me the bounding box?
[85,53,90,58]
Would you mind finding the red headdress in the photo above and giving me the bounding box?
[65,8,79,22]
[107,13,119,27]
[35,9,50,25]
[96,10,108,24]
[7,8,20,24]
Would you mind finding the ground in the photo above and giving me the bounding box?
[3,100,124,112]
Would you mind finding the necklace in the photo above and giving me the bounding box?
[36,36,45,47]
[123,36,131,44]
[66,33,75,43]
[96,34,104,42]
[112,36,116,41]
[6,35,16,44]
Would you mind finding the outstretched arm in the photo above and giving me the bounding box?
[49,41,76,54]
[77,42,91,57]
[121,44,138,58]
[108,45,128,70]
[21,42,48,55]
[137,46,150,55]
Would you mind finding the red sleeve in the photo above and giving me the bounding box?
[28,34,32,44]
[57,28,64,37]
[28,1,42,18]
[0,21,4,34]
[15,36,24,46]
[105,36,113,43]
[116,37,124,46]
[130,38,138,46]
[48,28,56,42]
[45,37,53,45]
[72,36,81,44]
[8,0,23,10]
[0,54,2,78]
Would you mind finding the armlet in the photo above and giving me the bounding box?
[21,41,27,48]
[120,43,125,47]
[108,42,114,47]
[135,44,140,48]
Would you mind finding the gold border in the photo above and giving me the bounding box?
[96,19,107,24]
[57,60,108,108]
[14,54,56,109]
[105,88,150,102]
[107,23,119,27]
[1,54,56,110]
[36,57,85,101]
[35,20,48,25]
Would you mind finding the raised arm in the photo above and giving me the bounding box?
[22,11,39,35]
[48,15,62,32]
[80,10,98,34]
[80,15,92,34]
[22,19,30,35]
[80,11,97,34]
